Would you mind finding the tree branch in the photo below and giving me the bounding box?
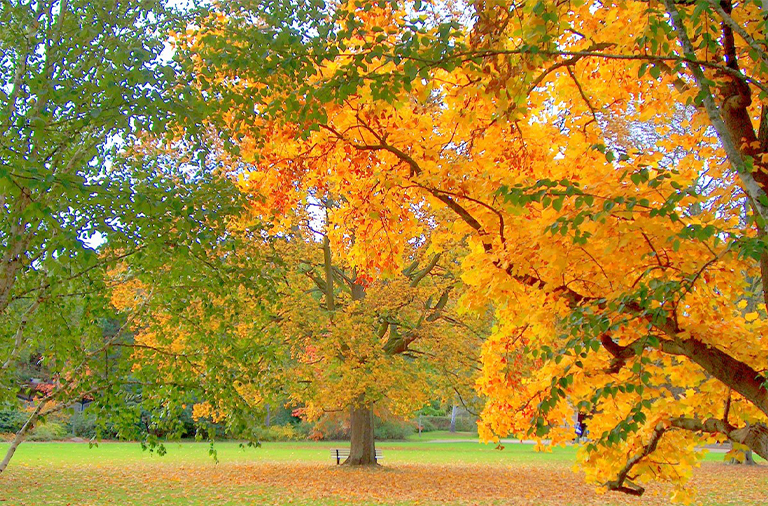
[409,253,441,287]
[606,416,768,496]
[706,0,768,68]
[662,0,768,225]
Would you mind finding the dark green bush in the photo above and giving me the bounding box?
[0,405,27,433]
[374,418,415,440]
[416,417,437,433]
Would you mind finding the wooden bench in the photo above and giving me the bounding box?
[329,448,383,465]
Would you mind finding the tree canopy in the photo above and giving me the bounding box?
[0,0,256,471]
[3,0,767,501]
[177,0,768,500]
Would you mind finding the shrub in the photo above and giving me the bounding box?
[308,414,349,441]
[0,405,27,433]
[418,414,478,433]
[303,413,415,441]
[292,420,314,439]
[67,411,98,439]
[253,425,300,442]
[374,418,415,440]
[28,421,67,441]
[416,417,437,433]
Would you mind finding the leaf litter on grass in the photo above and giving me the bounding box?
[2,460,766,505]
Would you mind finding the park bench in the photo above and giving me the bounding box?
[329,448,383,465]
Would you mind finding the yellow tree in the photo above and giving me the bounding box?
[252,203,483,465]
[179,0,768,499]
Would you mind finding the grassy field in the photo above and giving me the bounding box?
[1,433,766,505]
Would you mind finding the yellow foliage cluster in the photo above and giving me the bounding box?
[175,0,768,500]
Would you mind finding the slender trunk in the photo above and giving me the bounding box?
[0,404,41,474]
[0,193,33,316]
[450,405,458,433]
[344,401,377,466]
[322,232,335,312]
[265,404,271,428]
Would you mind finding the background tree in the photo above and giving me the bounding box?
[102,138,284,450]
[265,208,483,465]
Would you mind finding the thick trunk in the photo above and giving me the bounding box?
[660,338,768,417]
[344,403,377,466]
[727,449,757,465]
[450,405,458,433]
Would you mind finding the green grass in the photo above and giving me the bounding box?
[1,439,766,506]
[4,437,577,466]
[5,434,756,466]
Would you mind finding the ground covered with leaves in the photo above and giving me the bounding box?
[1,442,766,505]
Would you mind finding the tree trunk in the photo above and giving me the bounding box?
[344,402,377,466]
[727,447,757,465]
[0,406,39,474]
[450,405,458,433]
[265,404,271,427]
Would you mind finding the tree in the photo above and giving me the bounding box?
[180,0,768,500]
[102,139,284,448]
[0,0,239,472]
[263,210,482,465]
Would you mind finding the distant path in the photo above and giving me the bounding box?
[424,438,732,453]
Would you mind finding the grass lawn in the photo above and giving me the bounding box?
[1,434,766,505]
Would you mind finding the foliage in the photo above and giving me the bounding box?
[66,411,98,440]
[26,421,67,442]
[251,425,300,442]
[104,141,285,449]
[0,405,26,434]
[419,414,476,433]
[178,0,768,500]
[265,225,484,427]
[305,412,416,441]
[0,0,230,471]
[373,417,415,440]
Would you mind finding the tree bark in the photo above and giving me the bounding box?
[727,448,757,465]
[450,405,458,433]
[0,403,41,474]
[322,234,335,312]
[344,401,377,466]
